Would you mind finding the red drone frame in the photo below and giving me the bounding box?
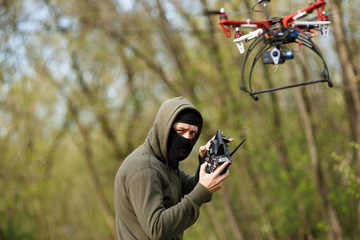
[215,0,332,100]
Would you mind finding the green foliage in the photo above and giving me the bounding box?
[1,0,360,239]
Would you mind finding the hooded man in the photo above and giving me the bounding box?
[114,96,230,240]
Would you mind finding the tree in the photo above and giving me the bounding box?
[1,0,359,239]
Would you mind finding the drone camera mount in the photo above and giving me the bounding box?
[262,48,294,65]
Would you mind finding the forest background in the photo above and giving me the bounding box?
[1,0,360,239]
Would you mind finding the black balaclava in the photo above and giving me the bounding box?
[167,109,201,169]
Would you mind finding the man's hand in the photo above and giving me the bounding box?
[199,141,211,159]
[199,134,233,159]
[199,161,229,193]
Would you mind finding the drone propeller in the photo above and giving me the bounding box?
[307,10,337,21]
[203,10,222,15]
[203,10,250,16]
[252,0,271,20]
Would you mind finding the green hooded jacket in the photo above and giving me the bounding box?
[114,96,211,240]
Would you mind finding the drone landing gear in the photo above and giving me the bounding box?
[239,29,333,101]
[246,79,331,101]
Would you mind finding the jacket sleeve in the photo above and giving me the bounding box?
[179,162,212,203]
[180,154,206,196]
[179,169,197,196]
[127,167,211,240]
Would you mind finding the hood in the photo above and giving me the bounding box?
[146,96,203,164]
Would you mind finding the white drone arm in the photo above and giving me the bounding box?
[293,20,331,26]
[293,11,307,20]
[233,28,264,54]
[292,20,331,37]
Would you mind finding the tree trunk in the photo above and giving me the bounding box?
[205,202,228,239]
[288,63,344,240]
[328,0,360,232]
[66,96,117,239]
[263,66,314,239]
[221,185,246,240]
[243,151,276,240]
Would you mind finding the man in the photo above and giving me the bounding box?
[114,96,230,240]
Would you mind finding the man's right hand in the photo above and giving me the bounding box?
[198,161,229,193]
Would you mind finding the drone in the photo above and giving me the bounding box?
[209,0,333,100]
